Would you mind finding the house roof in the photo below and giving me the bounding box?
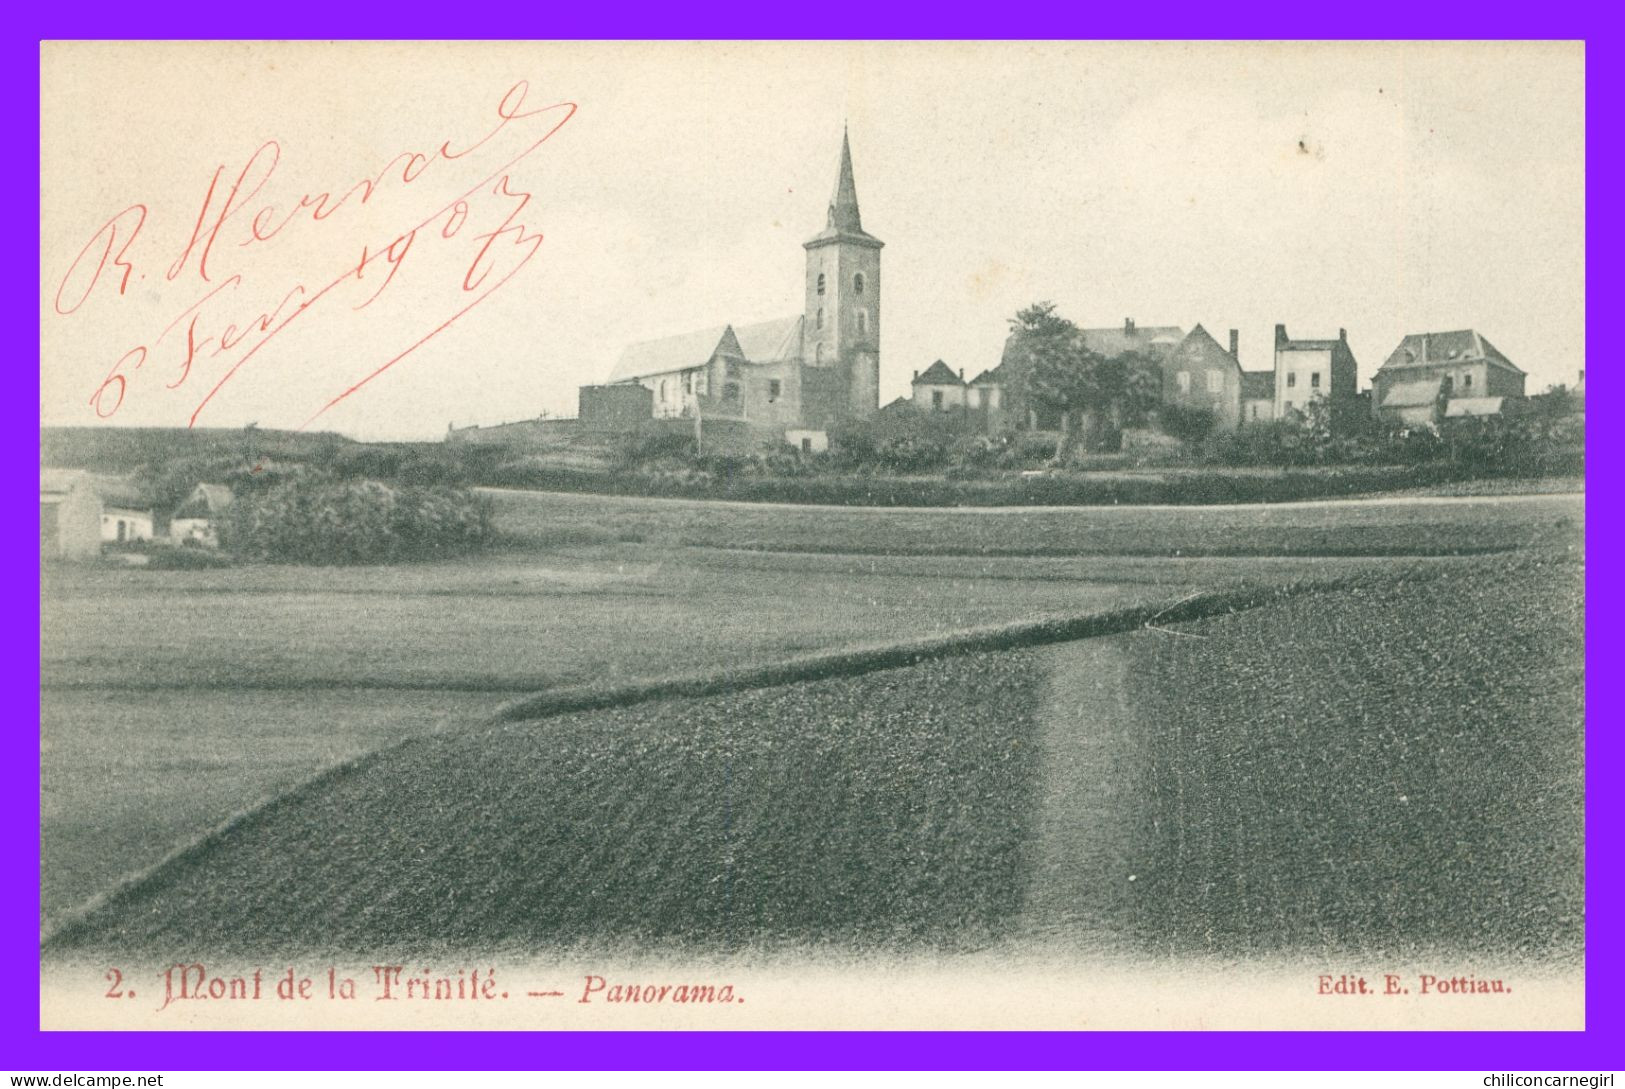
[1379,330,1524,376]
[1241,371,1276,401]
[913,360,963,385]
[1276,324,1350,352]
[1172,324,1243,372]
[174,483,235,519]
[1078,324,1185,359]
[1381,377,1446,408]
[607,315,804,383]
[997,323,1184,375]
[967,367,1004,386]
[40,468,91,495]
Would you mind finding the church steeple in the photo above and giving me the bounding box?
[827,126,863,233]
[802,126,882,422]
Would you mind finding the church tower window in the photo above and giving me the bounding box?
[816,273,825,296]
[853,272,865,295]
[817,308,824,330]
[857,309,868,335]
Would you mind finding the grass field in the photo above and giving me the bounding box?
[46,555,1583,962]
[47,651,1052,957]
[1022,555,1585,962]
[40,489,1584,945]
[484,487,1582,557]
[1115,555,1585,960]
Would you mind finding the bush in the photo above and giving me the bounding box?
[145,546,234,570]
[219,479,492,565]
[993,433,1059,469]
[1439,413,1584,476]
[1157,404,1217,445]
[616,426,697,469]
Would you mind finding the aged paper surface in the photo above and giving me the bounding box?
[39,41,1585,1031]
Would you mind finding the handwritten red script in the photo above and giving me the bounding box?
[51,81,576,430]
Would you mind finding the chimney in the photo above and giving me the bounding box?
[1125,318,1136,336]
[1579,369,1586,385]
[1339,328,1348,342]
[1229,329,1240,360]
[913,369,919,380]
[1275,324,1288,348]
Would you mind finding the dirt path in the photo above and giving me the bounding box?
[1015,635,1151,951]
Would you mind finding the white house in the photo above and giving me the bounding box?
[41,469,103,562]
[169,483,234,548]
[101,507,154,544]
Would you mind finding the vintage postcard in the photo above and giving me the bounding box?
[38,41,1585,1031]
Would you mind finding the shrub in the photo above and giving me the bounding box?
[616,426,697,468]
[991,433,1059,469]
[219,479,492,565]
[145,546,234,570]
[1157,404,1217,445]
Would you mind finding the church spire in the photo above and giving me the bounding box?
[827,126,863,232]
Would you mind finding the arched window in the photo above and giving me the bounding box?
[816,308,824,330]
[853,272,865,295]
[815,342,825,363]
[857,309,868,335]
[816,273,825,296]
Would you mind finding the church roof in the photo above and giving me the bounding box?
[608,316,803,383]
[913,360,963,385]
[830,128,863,233]
[735,315,805,363]
[805,128,883,250]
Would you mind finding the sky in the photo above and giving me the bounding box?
[40,41,1585,441]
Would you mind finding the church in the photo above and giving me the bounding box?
[579,130,883,451]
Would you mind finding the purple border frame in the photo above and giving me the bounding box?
[13,17,1614,1071]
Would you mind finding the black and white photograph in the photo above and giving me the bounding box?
[38,40,1585,1031]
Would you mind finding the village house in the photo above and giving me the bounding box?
[1371,329,1527,428]
[101,506,154,545]
[1273,324,1362,431]
[910,361,966,415]
[981,318,1185,433]
[170,483,234,549]
[964,369,1008,432]
[1241,370,1277,424]
[1163,325,1245,430]
[40,468,103,563]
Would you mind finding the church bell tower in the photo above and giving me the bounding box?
[803,127,882,419]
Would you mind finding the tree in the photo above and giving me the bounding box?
[1007,302,1164,460]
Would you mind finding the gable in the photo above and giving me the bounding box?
[608,315,806,384]
[608,325,732,383]
[1169,326,1242,374]
[913,360,962,385]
